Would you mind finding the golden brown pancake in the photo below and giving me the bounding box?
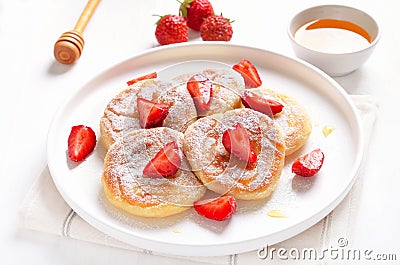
[183,108,285,200]
[100,79,197,149]
[102,127,206,217]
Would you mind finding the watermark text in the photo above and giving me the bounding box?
[258,238,397,261]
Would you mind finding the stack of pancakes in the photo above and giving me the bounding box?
[100,68,312,217]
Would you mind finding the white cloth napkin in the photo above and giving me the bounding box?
[18,95,378,265]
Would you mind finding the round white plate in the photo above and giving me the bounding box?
[47,43,363,256]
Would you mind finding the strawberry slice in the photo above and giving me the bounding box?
[232,59,262,88]
[194,195,236,221]
[143,141,182,178]
[126,72,157,86]
[242,90,284,117]
[67,125,96,162]
[222,123,257,163]
[292,148,325,177]
[137,97,170,129]
[186,73,213,114]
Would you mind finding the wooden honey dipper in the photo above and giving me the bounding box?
[54,0,100,64]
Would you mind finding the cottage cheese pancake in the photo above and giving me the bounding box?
[100,79,197,149]
[183,108,285,200]
[102,127,206,217]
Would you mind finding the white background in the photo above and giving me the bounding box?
[1,0,399,264]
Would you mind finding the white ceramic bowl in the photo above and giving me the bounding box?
[288,5,380,77]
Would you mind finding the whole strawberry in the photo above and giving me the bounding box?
[179,0,214,31]
[200,15,233,41]
[155,15,188,45]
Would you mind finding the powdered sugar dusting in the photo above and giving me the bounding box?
[172,69,245,116]
[183,108,285,196]
[103,127,206,208]
[101,79,197,147]
[157,83,197,132]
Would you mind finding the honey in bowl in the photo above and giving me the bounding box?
[294,19,372,54]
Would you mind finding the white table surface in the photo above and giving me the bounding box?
[1,0,399,264]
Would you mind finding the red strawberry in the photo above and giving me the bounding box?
[232,59,262,88]
[292,148,325,177]
[187,73,213,114]
[194,195,236,221]
[222,123,257,163]
[179,0,214,31]
[67,125,96,162]
[155,15,188,45]
[200,15,233,41]
[143,141,181,178]
[126,72,157,86]
[242,90,284,117]
[137,98,170,129]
